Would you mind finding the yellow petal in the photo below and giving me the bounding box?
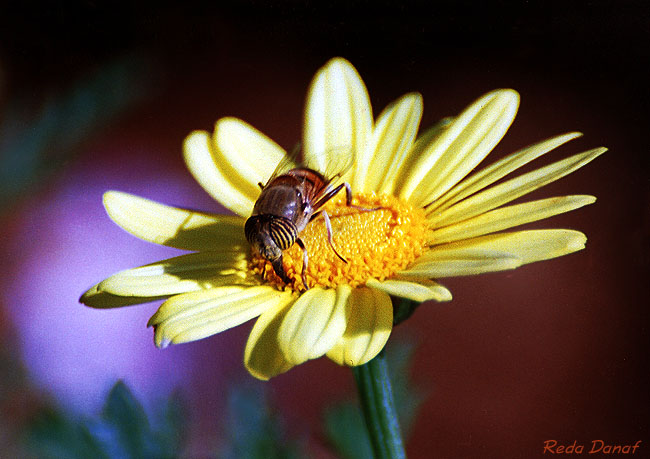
[428,132,583,214]
[421,229,587,268]
[326,287,392,367]
[149,286,292,348]
[430,147,606,227]
[213,117,286,194]
[359,93,423,194]
[400,255,522,278]
[183,130,255,217]
[390,117,453,196]
[278,285,350,365]
[97,250,253,297]
[103,191,246,251]
[80,283,167,308]
[398,90,519,206]
[366,278,452,302]
[244,298,297,380]
[429,195,596,244]
[303,57,373,178]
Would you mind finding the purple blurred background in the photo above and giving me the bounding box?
[0,3,648,457]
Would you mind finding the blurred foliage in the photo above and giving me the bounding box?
[24,381,185,459]
[0,335,35,457]
[11,339,420,458]
[324,339,426,459]
[0,53,157,209]
[220,382,303,459]
[323,402,373,459]
[12,349,419,459]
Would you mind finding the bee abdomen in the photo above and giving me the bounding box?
[268,217,297,250]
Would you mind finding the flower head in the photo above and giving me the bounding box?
[81,58,606,379]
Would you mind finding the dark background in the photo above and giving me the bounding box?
[1,2,648,457]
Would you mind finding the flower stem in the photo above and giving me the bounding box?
[353,348,406,459]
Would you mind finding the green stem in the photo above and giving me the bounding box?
[353,348,406,459]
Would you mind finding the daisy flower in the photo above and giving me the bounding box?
[81,58,605,380]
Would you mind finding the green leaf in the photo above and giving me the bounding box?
[323,403,373,459]
[220,382,302,459]
[98,381,151,458]
[150,390,186,456]
[24,380,186,459]
[25,408,109,459]
[393,298,422,325]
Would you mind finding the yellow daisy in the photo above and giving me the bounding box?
[81,58,606,380]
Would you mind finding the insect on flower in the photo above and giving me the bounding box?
[245,146,373,289]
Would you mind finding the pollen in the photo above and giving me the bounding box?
[250,193,429,292]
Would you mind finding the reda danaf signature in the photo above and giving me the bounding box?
[543,440,643,455]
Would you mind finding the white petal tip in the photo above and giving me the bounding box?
[102,190,118,202]
[492,88,520,101]
[102,190,128,213]
[567,235,587,252]
[434,287,453,302]
[182,130,212,161]
[157,337,172,349]
[324,57,354,69]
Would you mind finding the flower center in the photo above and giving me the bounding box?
[250,193,429,292]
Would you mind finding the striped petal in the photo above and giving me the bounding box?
[278,285,350,365]
[390,117,453,197]
[406,230,587,279]
[80,283,168,308]
[244,298,297,380]
[97,250,254,297]
[326,287,393,367]
[183,131,255,217]
[213,117,287,193]
[451,229,588,264]
[149,286,292,348]
[366,278,452,303]
[428,132,583,214]
[429,195,596,244]
[103,191,246,251]
[398,90,519,206]
[359,93,423,194]
[303,57,373,178]
[430,147,606,227]
[400,254,522,278]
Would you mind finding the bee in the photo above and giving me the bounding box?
[244,147,366,289]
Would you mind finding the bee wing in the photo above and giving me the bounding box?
[306,146,355,210]
[261,143,302,187]
[263,143,354,187]
[318,145,355,184]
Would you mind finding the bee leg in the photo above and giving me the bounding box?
[295,238,310,289]
[311,183,345,211]
[321,210,347,263]
[344,182,382,211]
[271,256,292,285]
[258,182,264,190]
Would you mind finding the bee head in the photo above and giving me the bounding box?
[245,215,297,284]
[244,215,283,262]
